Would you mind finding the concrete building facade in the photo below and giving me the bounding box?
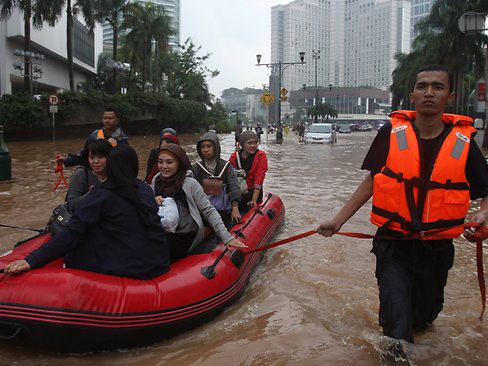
[0,8,102,95]
[270,0,411,93]
[411,0,435,40]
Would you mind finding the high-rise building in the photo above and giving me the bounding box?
[102,0,180,51]
[271,0,345,97]
[345,0,411,89]
[270,0,411,92]
[410,0,435,40]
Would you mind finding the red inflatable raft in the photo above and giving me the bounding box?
[0,193,284,351]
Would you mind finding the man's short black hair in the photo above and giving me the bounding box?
[415,64,454,93]
[103,107,119,117]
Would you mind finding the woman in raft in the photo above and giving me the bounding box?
[151,144,246,260]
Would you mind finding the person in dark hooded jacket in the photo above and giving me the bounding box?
[5,146,170,280]
[192,131,242,225]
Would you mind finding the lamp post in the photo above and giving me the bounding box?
[312,50,320,123]
[12,49,44,96]
[255,51,305,133]
[458,12,488,147]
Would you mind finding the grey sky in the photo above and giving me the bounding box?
[180,0,287,99]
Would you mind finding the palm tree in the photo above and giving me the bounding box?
[93,0,132,93]
[0,0,48,94]
[34,0,95,92]
[121,2,173,92]
[390,0,487,112]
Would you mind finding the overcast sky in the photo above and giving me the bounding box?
[180,0,287,99]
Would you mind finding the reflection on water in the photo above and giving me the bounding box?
[0,130,487,365]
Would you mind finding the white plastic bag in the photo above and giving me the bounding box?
[157,197,179,233]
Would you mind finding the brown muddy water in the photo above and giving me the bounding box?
[0,130,486,365]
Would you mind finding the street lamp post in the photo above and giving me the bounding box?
[458,12,488,147]
[12,49,44,96]
[312,50,320,123]
[255,52,305,134]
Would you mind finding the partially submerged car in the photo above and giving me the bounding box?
[305,123,337,144]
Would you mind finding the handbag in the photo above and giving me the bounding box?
[197,161,232,211]
[197,161,230,196]
[235,152,248,194]
[47,203,72,236]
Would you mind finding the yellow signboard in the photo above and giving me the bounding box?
[261,92,274,105]
[280,87,288,97]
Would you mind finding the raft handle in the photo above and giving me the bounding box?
[266,208,276,220]
[0,322,25,341]
[201,248,229,280]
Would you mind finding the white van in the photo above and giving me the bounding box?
[305,123,337,144]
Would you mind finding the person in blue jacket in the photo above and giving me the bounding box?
[5,146,170,280]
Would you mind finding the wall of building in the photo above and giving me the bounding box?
[0,7,102,95]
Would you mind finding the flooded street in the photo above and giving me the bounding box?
[0,130,487,365]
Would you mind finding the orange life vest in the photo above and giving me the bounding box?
[96,129,117,147]
[370,110,475,239]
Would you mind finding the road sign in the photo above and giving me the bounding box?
[280,87,288,97]
[261,92,274,105]
[48,95,59,105]
[49,105,58,113]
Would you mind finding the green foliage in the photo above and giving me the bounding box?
[390,0,488,111]
[203,100,231,132]
[0,93,48,128]
[307,103,338,120]
[0,90,207,132]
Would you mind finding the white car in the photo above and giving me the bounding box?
[305,123,337,144]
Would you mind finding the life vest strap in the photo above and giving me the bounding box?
[372,205,465,233]
[382,167,469,190]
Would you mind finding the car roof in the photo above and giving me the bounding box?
[310,123,332,127]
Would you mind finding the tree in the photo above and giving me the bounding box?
[93,0,132,93]
[163,38,219,105]
[307,102,337,122]
[34,0,95,92]
[0,0,51,94]
[390,0,488,112]
[121,2,173,92]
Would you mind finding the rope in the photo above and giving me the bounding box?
[245,222,487,320]
[51,160,68,192]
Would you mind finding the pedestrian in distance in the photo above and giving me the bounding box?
[57,108,128,167]
[234,119,243,148]
[317,64,488,350]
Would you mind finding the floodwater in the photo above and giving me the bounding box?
[0,129,487,365]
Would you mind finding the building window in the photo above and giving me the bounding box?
[73,18,95,67]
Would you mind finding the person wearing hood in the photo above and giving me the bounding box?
[192,131,242,226]
[5,146,170,280]
[145,128,180,184]
[151,144,247,260]
[229,131,268,210]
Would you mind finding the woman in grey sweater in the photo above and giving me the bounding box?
[66,139,113,212]
[151,144,246,260]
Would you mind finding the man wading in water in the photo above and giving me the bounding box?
[317,64,488,356]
